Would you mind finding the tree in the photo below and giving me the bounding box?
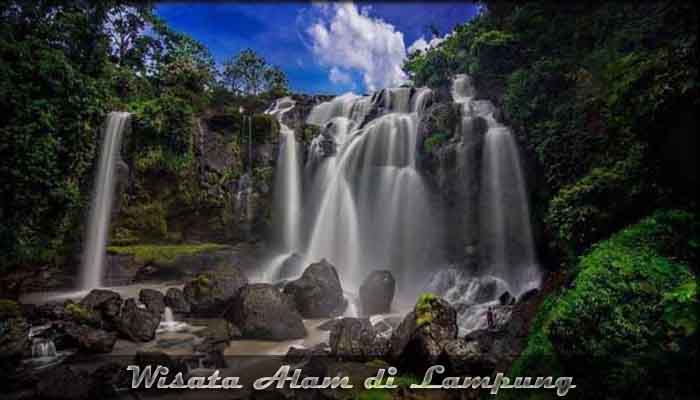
[222,48,289,97]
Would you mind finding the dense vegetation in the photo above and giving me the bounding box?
[406,1,698,397]
[0,1,287,273]
[405,1,698,259]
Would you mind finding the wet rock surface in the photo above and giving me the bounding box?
[227,283,307,341]
[283,259,346,318]
[164,287,190,313]
[389,295,458,373]
[329,317,388,360]
[358,270,395,315]
[183,268,248,317]
[139,288,166,316]
[116,298,161,342]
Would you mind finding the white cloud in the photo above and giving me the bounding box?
[407,34,449,55]
[305,3,408,92]
[329,67,353,85]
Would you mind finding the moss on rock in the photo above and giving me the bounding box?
[106,243,229,265]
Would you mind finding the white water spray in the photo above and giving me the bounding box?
[80,112,130,290]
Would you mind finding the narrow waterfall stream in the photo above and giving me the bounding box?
[80,111,130,290]
[452,75,541,295]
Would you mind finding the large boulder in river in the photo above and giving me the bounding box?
[164,288,190,313]
[283,259,346,318]
[183,269,248,317]
[116,299,161,342]
[79,289,122,326]
[389,294,458,373]
[359,270,395,315]
[330,318,389,360]
[226,284,306,341]
[139,288,166,316]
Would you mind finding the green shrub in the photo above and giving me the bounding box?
[511,210,698,399]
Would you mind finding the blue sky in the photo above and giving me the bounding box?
[155,2,479,94]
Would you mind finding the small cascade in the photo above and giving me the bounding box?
[451,75,541,296]
[157,306,189,333]
[267,98,303,253]
[31,338,57,358]
[80,111,130,290]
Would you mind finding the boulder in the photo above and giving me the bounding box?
[329,318,388,360]
[518,288,540,304]
[51,321,117,353]
[79,289,122,325]
[359,270,395,315]
[164,288,191,314]
[277,253,303,281]
[139,288,166,316]
[226,284,306,341]
[438,338,497,375]
[389,294,458,373]
[183,269,248,317]
[283,259,345,318]
[116,299,161,342]
[499,291,514,306]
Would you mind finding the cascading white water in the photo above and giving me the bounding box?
[31,338,57,358]
[267,98,303,253]
[80,112,130,290]
[452,75,541,295]
[301,87,443,294]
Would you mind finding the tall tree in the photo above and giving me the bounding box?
[222,48,289,97]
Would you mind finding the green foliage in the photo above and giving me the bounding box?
[545,144,657,254]
[415,292,439,326]
[106,243,228,264]
[223,48,289,98]
[512,209,698,398]
[0,299,22,319]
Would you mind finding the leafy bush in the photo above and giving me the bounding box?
[511,210,698,399]
[423,132,450,153]
[545,144,658,254]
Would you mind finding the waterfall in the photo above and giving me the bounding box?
[452,75,541,295]
[31,338,57,358]
[267,97,302,252]
[80,112,130,290]
[301,87,443,294]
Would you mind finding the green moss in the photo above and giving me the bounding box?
[415,293,439,326]
[0,299,22,319]
[423,132,450,153]
[64,302,92,322]
[511,209,698,398]
[106,243,229,264]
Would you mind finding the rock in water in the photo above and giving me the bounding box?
[283,259,346,318]
[79,289,122,326]
[117,298,161,342]
[139,288,165,316]
[389,294,458,373]
[359,270,395,315]
[227,284,306,341]
[330,318,388,360]
[164,288,190,313]
[183,269,248,317]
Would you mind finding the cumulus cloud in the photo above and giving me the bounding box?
[304,3,408,92]
[329,67,353,85]
[407,34,449,55]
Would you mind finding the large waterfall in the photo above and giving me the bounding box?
[266,75,540,314]
[80,112,130,290]
[267,88,443,295]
